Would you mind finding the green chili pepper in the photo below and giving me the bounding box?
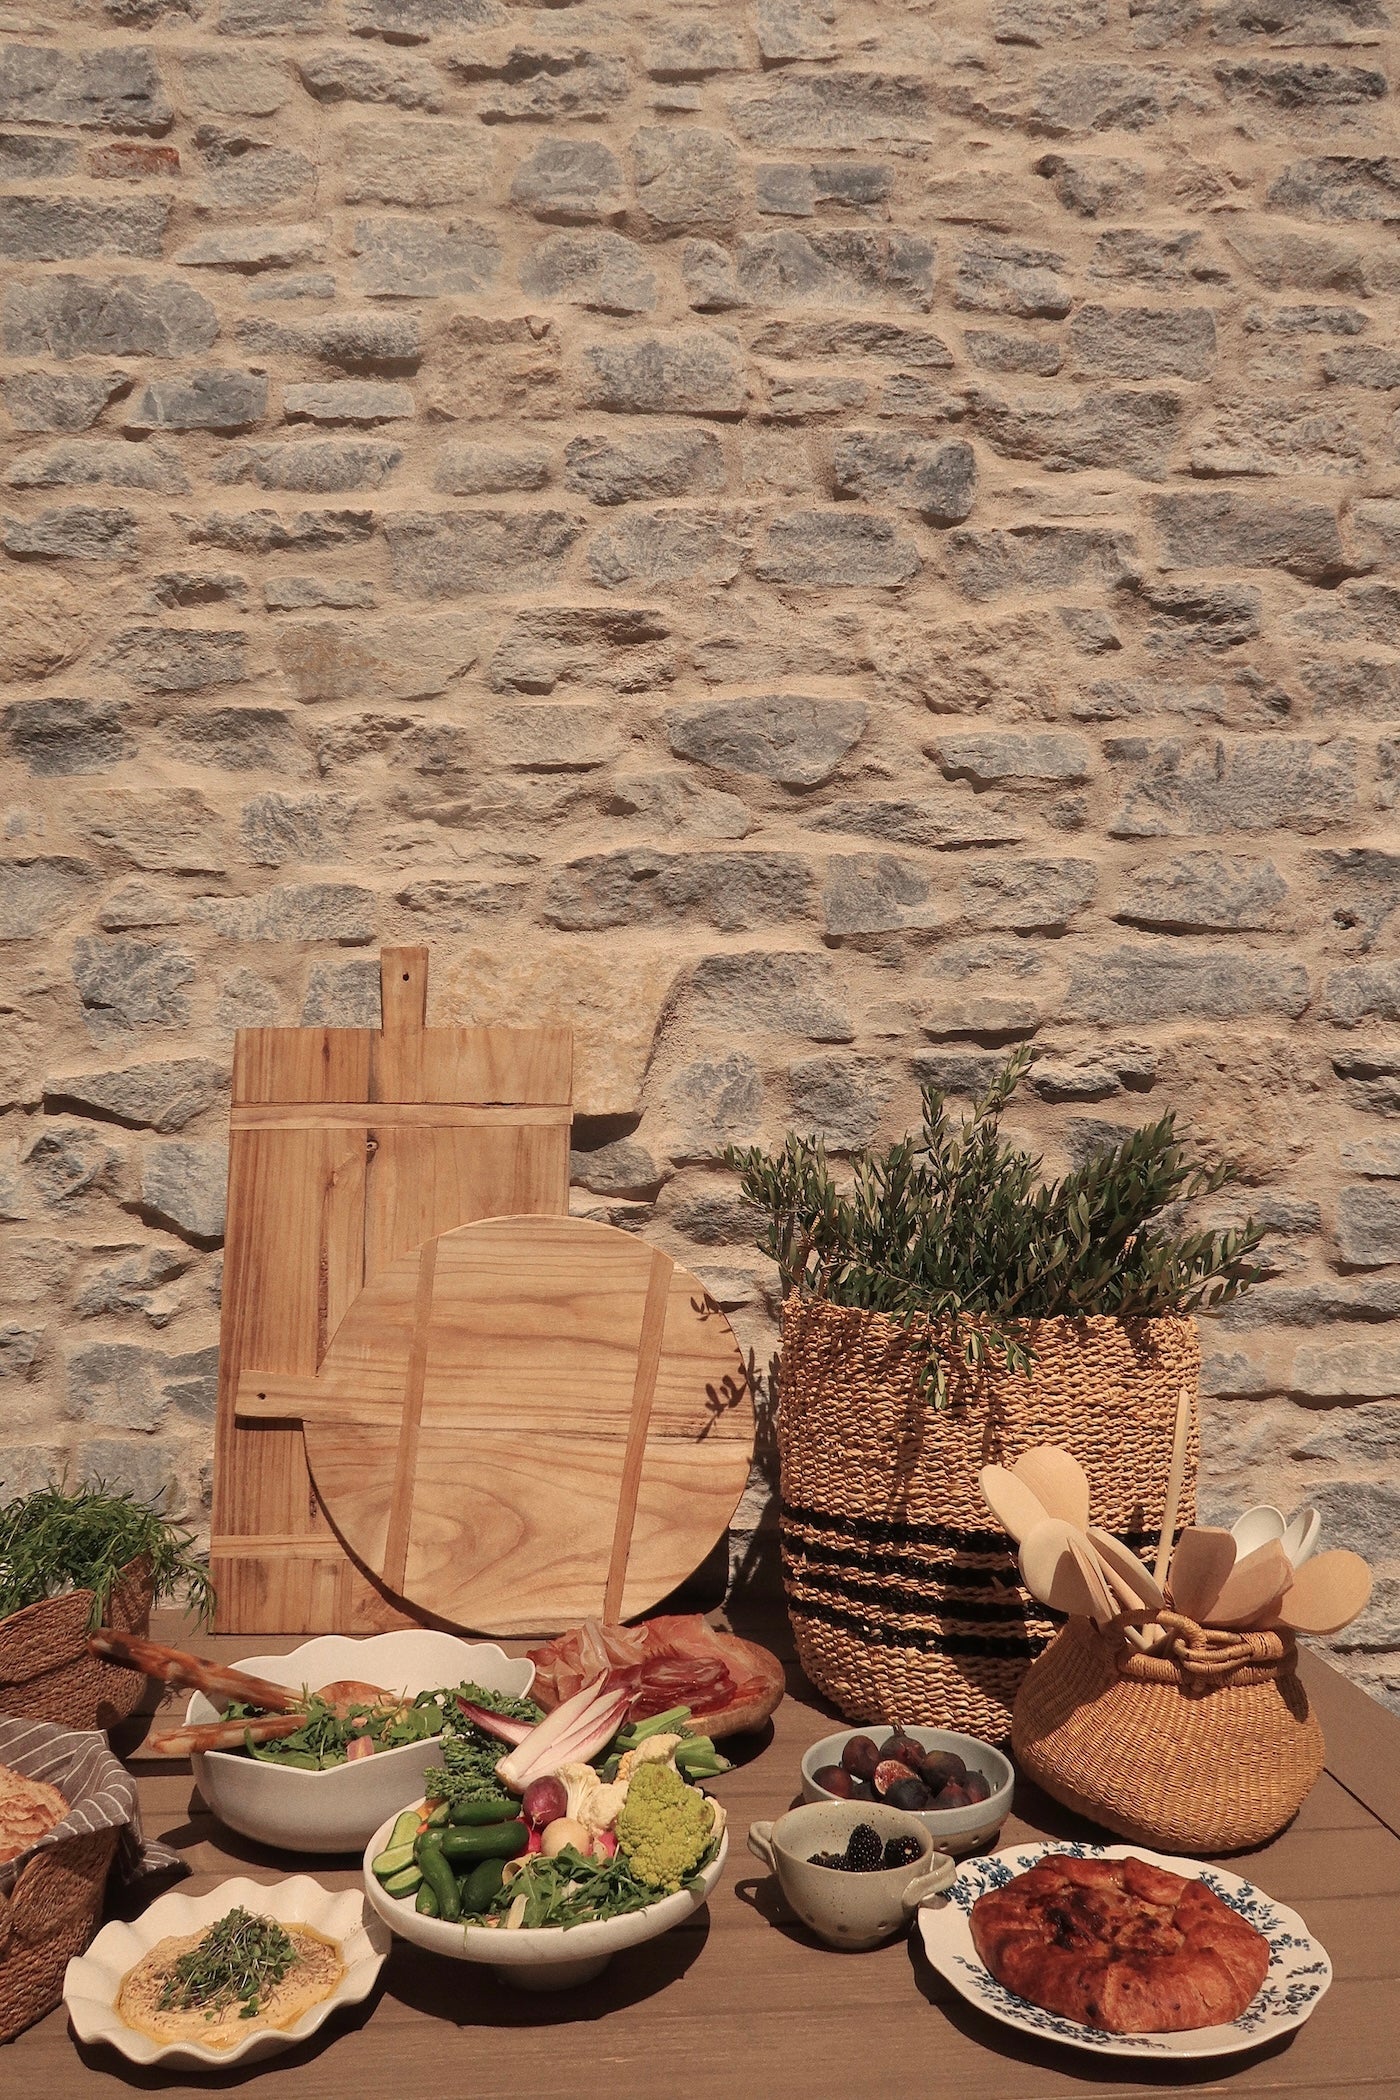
[415,1833,461,1921]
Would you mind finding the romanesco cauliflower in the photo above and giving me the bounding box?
[615,1760,716,1893]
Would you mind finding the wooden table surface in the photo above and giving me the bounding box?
[15,1606,1400,2097]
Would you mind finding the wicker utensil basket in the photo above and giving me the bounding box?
[777,1299,1198,1743]
[1012,1611,1325,1854]
[0,1558,152,1731]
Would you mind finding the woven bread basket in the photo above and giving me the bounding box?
[1012,1612,1325,1854]
[0,1558,152,1732]
[777,1298,1198,1743]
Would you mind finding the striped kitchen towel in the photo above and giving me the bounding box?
[0,1717,185,1898]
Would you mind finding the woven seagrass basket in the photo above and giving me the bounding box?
[777,1298,1198,1743]
[1012,1612,1325,1853]
[0,1824,117,2044]
[0,1558,152,1732]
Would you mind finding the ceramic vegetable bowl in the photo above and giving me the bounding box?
[800,1727,1014,1857]
[361,1808,728,1992]
[186,1632,535,1854]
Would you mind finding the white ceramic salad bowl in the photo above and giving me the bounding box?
[362,1807,728,1992]
[186,1631,535,1854]
[64,1874,389,2071]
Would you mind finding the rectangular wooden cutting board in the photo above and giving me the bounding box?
[209,946,573,1633]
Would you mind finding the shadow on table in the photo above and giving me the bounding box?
[383,1907,711,2029]
[905,1933,1301,2088]
[67,1985,384,2092]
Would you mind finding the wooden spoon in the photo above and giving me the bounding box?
[1152,1385,1193,1592]
[1275,1550,1372,1636]
[1087,1526,1166,1613]
[1166,1527,1237,1622]
[1019,1519,1115,1625]
[1011,1446,1091,1531]
[978,1464,1051,1545]
[1208,1540,1293,1628]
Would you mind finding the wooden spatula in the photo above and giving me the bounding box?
[1087,1526,1166,1612]
[1275,1550,1372,1636]
[1019,1519,1114,1626]
[978,1464,1051,1545]
[1012,1446,1091,1531]
[1166,1527,1237,1622]
[1208,1540,1293,1628]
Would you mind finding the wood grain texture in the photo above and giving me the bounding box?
[210,948,573,1635]
[252,1214,753,1636]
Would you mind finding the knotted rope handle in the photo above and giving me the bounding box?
[1154,1611,1287,1679]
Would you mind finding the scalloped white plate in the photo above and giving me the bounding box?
[64,1875,389,2070]
[917,1842,1331,2061]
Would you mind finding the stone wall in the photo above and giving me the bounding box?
[2,0,1398,1693]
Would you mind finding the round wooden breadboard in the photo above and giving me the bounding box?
[260,1214,753,1636]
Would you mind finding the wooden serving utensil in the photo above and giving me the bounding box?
[1065,1533,1119,1629]
[1166,1527,1237,1622]
[978,1463,1051,1545]
[1019,1519,1115,1626]
[1275,1549,1373,1636]
[1087,1526,1166,1613]
[1011,1446,1091,1531]
[1208,1540,1293,1628]
[1152,1385,1193,1593]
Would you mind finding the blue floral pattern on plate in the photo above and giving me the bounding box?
[917,1842,1332,2062]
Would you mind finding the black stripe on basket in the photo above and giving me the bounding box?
[783,1562,1059,1629]
[782,1498,1158,1555]
[789,1590,1051,1660]
[780,1535,1022,1590]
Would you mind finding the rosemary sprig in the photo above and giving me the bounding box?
[158,1908,298,2022]
[729,1048,1264,1405]
[0,1479,215,1626]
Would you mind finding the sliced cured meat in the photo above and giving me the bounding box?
[969,1854,1270,2034]
[526,1615,784,1739]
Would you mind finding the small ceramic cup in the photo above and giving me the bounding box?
[747,1802,955,1951]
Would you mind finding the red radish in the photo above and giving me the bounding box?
[522,1775,569,1830]
[525,1826,544,1855]
[592,1829,617,1859]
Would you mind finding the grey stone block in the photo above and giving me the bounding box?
[510,136,624,222]
[276,613,479,702]
[169,708,302,772]
[66,1342,163,1430]
[284,381,413,424]
[432,443,550,494]
[0,45,172,133]
[1071,302,1216,378]
[689,951,854,1040]
[301,958,381,1024]
[570,1139,667,1199]
[3,506,137,560]
[488,605,672,694]
[756,510,919,586]
[752,319,953,366]
[26,1123,121,1207]
[100,627,247,692]
[521,231,656,313]
[240,792,353,865]
[666,1051,764,1162]
[0,195,169,262]
[298,47,443,109]
[6,698,136,775]
[961,856,1097,932]
[732,230,937,311]
[544,849,812,932]
[823,853,943,936]
[970,385,1180,479]
[787,1054,890,1152]
[73,937,194,1033]
[70,1436,188,1512]
[0,131,78,177]
[237,310,420,371]
[7,438,188,493]
[812,795,1024,849]
[1267,156,1400,223]
[345,0,503,34]
[645,18,744,77]
[587,506,746,589]
[1115,852,1289,931]
[384,510,582,597]
[139,1139,227,1244]
[213,439,402,491]
[263,578,374,609]
[581,331,747,416]
[633,126,741,232]
[1034,151,1146,217]
[728,72,932,149]
[956,241,1072,318]
[945,524,1139,600]
[0,855,95,938]
[963,329,1064,375]
[832,431,976,522]
[1089,228,1228,288]
[195,132,314,212]
[195,881,376,944]
[1,369,129,431]
[1321,346,1400,388]
[563,429,724,506]
[45,1058,226,1132]
[353,215,499,296]
[126,370,267,433]
[758,0,836,61]
[396,878,527,926]
[1310,848,1400,951]
[176,223,328,270]
[192,508,377,552]
[1336,1184,1400,1265]
[1031,62,1190,134]
[1308,1480,1400,1562]
[929,730,1094,785]
[3,273,218,359]
[1112,736,1356,836]
[461,48,630,123]
[1064,942,1310,1022]
[1142,580,1261,652]
[667,695,867,787]
[1293,1348,1400,1405]
[179,49,290,115]
[341,119,491,206]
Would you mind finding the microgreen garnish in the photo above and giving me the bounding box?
[157,1908,298,2021]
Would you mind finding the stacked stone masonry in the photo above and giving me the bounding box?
[1,0,1398,1697]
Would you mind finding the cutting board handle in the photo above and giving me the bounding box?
[381,947,428,1034]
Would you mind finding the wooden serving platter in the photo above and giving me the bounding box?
[235,1214,754,1636]
[209,948,573,1634]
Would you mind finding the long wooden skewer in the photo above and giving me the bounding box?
[1142,1384,1194,1652]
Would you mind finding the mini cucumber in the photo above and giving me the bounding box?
[460,1858,506,1916]
[381,1863,422,1898]
[438,1820,527,1864]
[388,1810,420,1850]
[448,1796,518,1826]
[415,1882,439,1917]
[371,1841,417,1881]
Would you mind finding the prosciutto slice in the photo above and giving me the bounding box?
[526,1615,783,1738]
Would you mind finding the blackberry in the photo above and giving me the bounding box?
[882,1834,922,1870]
[808,1850,848,1870]
[844,1823,884,1873]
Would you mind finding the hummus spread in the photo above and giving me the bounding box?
[117,1921,344,2050]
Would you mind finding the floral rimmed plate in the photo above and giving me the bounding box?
[916,1841,1332,2062]
[64,1875,390,2070]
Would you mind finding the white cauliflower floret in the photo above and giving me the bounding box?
[615,1733,684,1784]
[556,1760,630,1835]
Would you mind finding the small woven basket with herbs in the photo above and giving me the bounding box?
[731,1053,1262,1743]
[0,1485,213,1733]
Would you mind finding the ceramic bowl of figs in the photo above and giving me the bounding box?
[800,1724,1014,1857]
